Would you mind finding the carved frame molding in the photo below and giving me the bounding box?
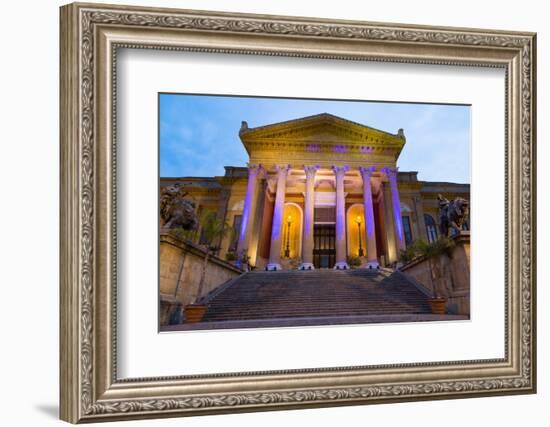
[60,2,536,423]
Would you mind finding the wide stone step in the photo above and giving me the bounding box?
[208,301,428,308]
[209,291,425,297]
[205,307,431,315]
[205,310,431,321]
[208,298,428,306]
[206,300,431,308]
[206,306,431,314]
[205,308,431,317]
[207,291,426,298]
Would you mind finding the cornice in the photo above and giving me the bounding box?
[241,113,402,138]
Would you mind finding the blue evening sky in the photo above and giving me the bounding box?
[159,94,470,184]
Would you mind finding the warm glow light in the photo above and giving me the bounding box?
[287,215,292,222]
[356,215,362,223]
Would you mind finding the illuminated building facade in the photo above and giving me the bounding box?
[161,113,469,270]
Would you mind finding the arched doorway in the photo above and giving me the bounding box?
[346,204,365,258]
[281,203,303,259]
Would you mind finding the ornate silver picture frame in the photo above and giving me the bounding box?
[60,2,536,423]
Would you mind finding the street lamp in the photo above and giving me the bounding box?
[284,215,292,258]
[355,215,364,257]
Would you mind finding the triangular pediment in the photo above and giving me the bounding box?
[238,113,406,165]
[239,113,404,147]
[247,122,371,143]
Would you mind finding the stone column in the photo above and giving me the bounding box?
[236,164,264,262]
[382,183,397,263]
[359,166,379,268]
[267,164,291,271]
[333,165,350,270]
[381,167,406,253]
[300,165,319,270]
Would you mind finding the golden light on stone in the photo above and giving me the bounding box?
[347,205,365,258]
[281,204,302,259]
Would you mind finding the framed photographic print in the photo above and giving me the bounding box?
[60,2,536,423]
[158,94,472,331]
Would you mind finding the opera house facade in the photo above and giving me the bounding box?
[160,113,469,271]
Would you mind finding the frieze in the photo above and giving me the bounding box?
[249,150,399,168]
[245,140,402,155]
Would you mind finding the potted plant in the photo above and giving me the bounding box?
[238,249,251,271]
[398,243,420,265]
[184,211,232,323]
[184,303,209,323]
[225,250,237,263]
[415,237,455,315]
[428,296,447,314]
[168,226,196,243]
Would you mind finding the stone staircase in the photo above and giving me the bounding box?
[200,269,432,322]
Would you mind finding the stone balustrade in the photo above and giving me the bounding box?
[399,232,470,315]
[160,232,242,326]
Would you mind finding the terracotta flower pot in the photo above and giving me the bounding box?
[429,297,447,315]
[184,304,208,323]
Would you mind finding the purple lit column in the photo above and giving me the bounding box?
[381,167,406,253]
[359,166,379,268]
[236,164,264,260]
[267,164,291,271]
[333,165,350,270]
[300,165,319,270]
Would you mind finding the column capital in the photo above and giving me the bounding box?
[303,164,320,179]
[359,166,377,180]
[332,164,350,177]
[247,163,265,178]
[381,166,398,181]
[274,164,291,176]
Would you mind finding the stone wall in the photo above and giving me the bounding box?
[160,232,242,326]
[399,233,470,315]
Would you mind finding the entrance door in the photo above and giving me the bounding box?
[313,224,336,268]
